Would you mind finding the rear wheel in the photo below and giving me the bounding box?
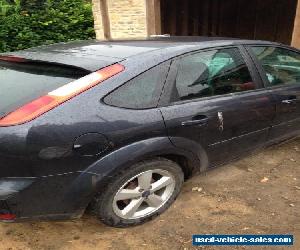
[93,158,184,227]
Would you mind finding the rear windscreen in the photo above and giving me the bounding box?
[0,60,88,118]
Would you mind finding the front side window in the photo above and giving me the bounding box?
[173,48,254,102]
[250,46,300,86]
[104,62,170,109]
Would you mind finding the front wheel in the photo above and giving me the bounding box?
[93,158,184,227]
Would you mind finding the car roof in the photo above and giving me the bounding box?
[4,37,278,71]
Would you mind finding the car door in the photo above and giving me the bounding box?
[159,46,276,167]
[247,46,300,141]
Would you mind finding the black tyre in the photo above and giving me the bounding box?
[93,158,184,227]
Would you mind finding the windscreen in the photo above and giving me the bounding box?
[0,60,88,118]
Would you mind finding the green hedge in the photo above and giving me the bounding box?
[0,0,96,52]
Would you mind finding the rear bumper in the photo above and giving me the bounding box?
[0,178,35,221]
[0,211,83,223]
[0,178,35,200]
[0,172,94,222]
[0,200,16,221]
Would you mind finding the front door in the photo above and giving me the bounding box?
[159,47,275,167]
[248,46,300,141]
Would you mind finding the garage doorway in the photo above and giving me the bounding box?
[160,0,298,45]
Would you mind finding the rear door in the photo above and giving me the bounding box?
[159,46,275,167]
[247,46,300,141]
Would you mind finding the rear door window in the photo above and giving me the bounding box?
[0,60,87,118]
[249,46,300,86]
[104,62,170,109]
[173,48,255,101]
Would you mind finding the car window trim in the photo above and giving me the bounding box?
[158,45,262,107]
[245,44,300,90]
[238,45,265,89]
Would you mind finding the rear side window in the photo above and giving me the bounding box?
[250,46,300,86]
[173,48,254,102]
[104,62,170,109]
[0,60,87,118]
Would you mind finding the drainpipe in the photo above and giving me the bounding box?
[99,0,111,40]
[146,0,162,36]
[292,0,300,49]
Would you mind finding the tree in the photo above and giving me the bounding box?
[0,0,95,52]
[20,0,46,11]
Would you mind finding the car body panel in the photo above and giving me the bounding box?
[3,38,276,71]
[159,46,276,166]
[0,37,299,221]
[3,136,201,219]
[268,84,300,140]
[244,45,300,142]
[0,59,174,218]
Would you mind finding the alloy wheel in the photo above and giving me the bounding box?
[112,169,176,220]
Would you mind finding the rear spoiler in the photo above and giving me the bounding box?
[0,55,91,75]
[1,50,123,72]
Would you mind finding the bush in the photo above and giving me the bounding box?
[0,0,95,52]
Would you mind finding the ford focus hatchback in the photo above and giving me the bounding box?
[0,37,299,227]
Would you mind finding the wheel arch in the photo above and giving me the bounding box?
[62,136,202,215]
[157,154,194,179]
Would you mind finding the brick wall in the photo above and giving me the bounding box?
[108,0,147,38]
[93,0,299,47]
[92,0,147,40]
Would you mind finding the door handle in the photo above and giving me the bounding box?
[181,116,209,126]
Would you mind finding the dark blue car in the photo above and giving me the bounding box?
[0,37,299,227]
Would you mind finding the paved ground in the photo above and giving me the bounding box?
[0,138,299,250]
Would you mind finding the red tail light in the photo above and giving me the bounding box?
[0,213,16,221]
[0,64,124,127]
[0,55,27,63]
